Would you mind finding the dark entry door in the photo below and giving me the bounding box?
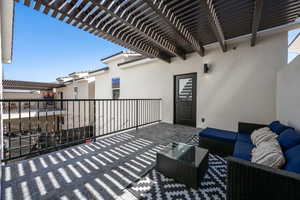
[174,73,197,127]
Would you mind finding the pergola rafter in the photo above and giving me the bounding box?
[251,0,264,46]
[203,0,227,52]
[142,0,205,57]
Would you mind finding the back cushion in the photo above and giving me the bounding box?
[268,121,293,135]
[278,129,300,151]
[251,140,285,169]
[284,144,300,174]
[251,127,278,146]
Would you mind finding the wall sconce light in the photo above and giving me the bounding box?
[204,63,210,74]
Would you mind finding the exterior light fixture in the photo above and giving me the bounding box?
[204,64,210,74]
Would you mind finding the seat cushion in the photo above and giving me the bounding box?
[237,133,252,144]
[199,128,237,144]
[268,121,293,135]
[278,129,300,151]
[284,144,300,174]
[233,141,254,161]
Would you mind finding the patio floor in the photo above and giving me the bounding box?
[2,123,203,200]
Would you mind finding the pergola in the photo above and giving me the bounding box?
[3,79,63,90]
[16,0,300,63]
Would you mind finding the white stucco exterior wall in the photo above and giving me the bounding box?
[57,79,95,130]
[95,32,287,132]
[277,55,300,131]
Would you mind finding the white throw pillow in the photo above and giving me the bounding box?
[251,139,285,168]
[251,127,278,146]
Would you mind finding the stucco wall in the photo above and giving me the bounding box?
[96,32,287,132]
[57,80,95,130]
[277,55,300,131]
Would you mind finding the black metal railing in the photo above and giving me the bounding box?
[1,99,161,162]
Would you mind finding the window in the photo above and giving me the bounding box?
[112,78,120,99]
[74,87,79,99]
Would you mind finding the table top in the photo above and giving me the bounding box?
[158,142,208,167]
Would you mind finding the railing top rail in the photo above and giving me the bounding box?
[0,98,162,102]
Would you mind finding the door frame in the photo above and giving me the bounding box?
[173,72,197,127]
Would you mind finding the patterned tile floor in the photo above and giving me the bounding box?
[1,123,201,200]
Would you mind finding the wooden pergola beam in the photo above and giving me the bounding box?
[88,0,186,60]
[251,0,264,46]
[203,0,227,52]
[142,0,205,57]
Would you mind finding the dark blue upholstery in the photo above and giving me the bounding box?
[233,141,254,161]
[199,128,237,143]
[236,133,251,144]
[284,144,300,174]
[268,121,293,135]
[278,129,300,151]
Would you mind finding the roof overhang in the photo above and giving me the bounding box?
[101,51,141,64]
[1,0,14,64]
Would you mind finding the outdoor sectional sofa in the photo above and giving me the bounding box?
[199,121,300,200]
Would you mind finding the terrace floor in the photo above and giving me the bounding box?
[2,123,227,200]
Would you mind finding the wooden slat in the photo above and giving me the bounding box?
[203,0,227,52]
[251,0,264,46]
[142,0,205,57]
[89,0,186,59]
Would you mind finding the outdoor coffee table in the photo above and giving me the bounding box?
[156,142,209,189]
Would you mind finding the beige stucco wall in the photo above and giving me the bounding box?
[95,32,287,132]
[57,79,95,130]
[277,55,300,131]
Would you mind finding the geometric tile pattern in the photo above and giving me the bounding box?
[128,154,227,200]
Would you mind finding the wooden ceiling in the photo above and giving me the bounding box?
[16,0,300,63]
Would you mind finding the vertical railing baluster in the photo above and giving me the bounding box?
[136,99,138,130]
[67,100,69,144]
[106,100,108,134]
[29,100,31,154]
[37,101,40,150]
[93,100,96,139]
[53,101,56,147]
[102,100,104,135]
[60,100,63,144]
[18,101,22,157]
[78,101,80,142]
[45,101,48,148]
[117,100,120,131]
[72,100,75,142]
[88,100,91,139]
[84,100,86,139]
[98,101,100,136]
[109,100,112,133]
[8,101,11,160]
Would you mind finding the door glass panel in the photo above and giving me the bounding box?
[178,78,193,101]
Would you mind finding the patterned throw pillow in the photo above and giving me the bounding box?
[251,127,278,146]
[251,140,285,168]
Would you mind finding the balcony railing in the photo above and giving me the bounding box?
[1,99,161,162]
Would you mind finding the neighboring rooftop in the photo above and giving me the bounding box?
[2,80,63,90]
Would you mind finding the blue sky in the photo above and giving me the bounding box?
[3,3,300,82]
[3,3,125,82]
